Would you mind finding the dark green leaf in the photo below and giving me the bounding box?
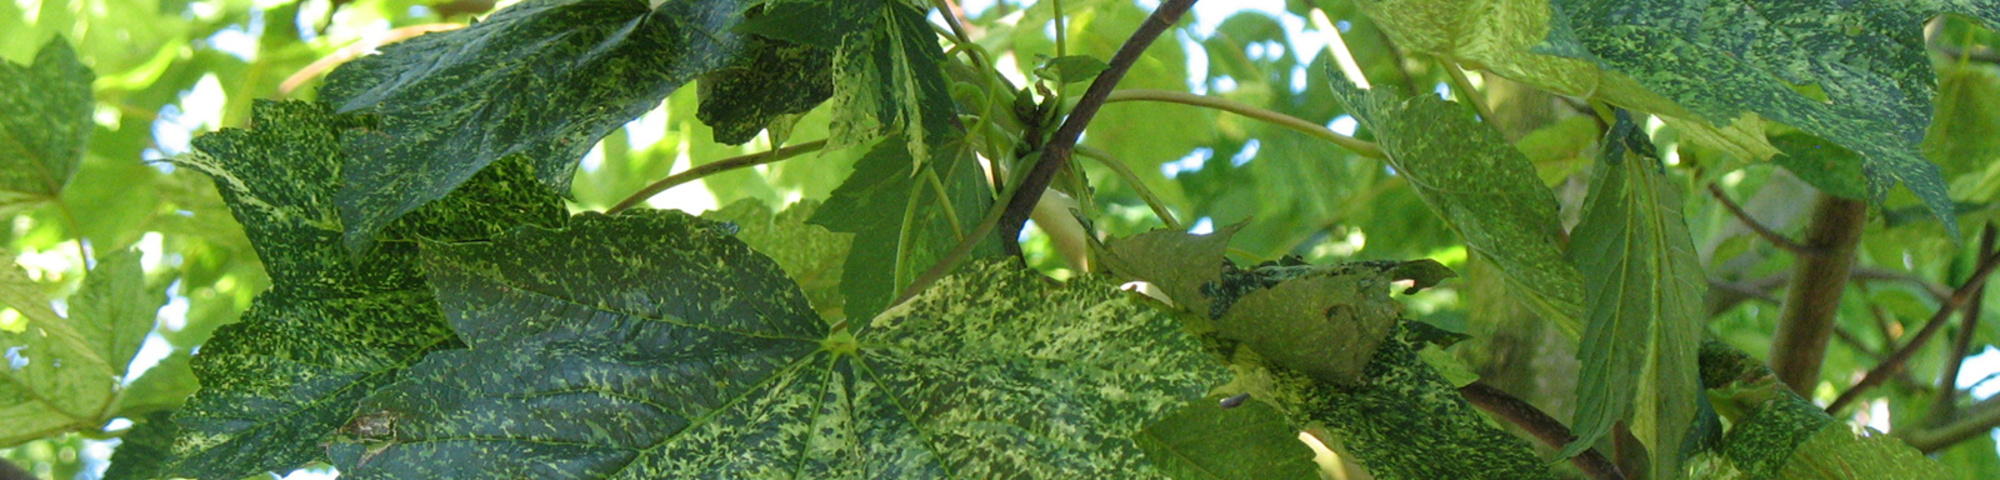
[741,0,961,163]
[329,212,1225,478]
[320,0,821,251]
[1543,0,2000,234]
[148,100,564,479]
[103,410,181,480]
[1561,137,1706,480]
[0,37,91,211]
[810,137,997,321]
[1325,75,1585,335]
[164,290,454,478]
[1134,396,1321,480]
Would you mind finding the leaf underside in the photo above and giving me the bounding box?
[1561,130,1706,480]
[1324,74,1586,335]
[329,211,1226,479]
[1544,0,2000,234]
[320,0,829,251]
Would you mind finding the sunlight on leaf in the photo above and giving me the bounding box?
[328,211,1226,478]
[0,38,91,213]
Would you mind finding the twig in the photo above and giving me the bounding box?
[1074,145,1181,230]
[1104,89,1383,158]
[605,139,828,214]
[996,0,1198,246]
[1905,394,2000,453]
[1707,184,1818,256]
[1459,382,1626,480]
[1851,267,1953,303]
[1928,224,1997,423]
[893,1,1201,305]
[1827,246,2000,412]
[1440,58,1496,121]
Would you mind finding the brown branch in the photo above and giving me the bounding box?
[1827,246,2000,412]
[1459,382,1627,480]
[605,139,828,214]
[1928,224,1998,424]
[1769,195,1868,396]
[994,0,1197,251]
[1707,184,1819,256]
[1905,394,2000,453]
[1851,267,1953,303]
[892,0,1198,305]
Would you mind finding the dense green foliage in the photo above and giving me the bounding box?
[5,0,2000,479]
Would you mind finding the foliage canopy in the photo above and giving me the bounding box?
[5,0,2000,479]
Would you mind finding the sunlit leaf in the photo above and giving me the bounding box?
[1134,396,1321,480]
[1326,74,1585,335]
[1561,115,1705,480]
[0,38,91,212]
[1346,0,1779,161]
[1262,328,1555,479]
[321,0,823,251]
[1543,0,2000,234]
[810,137,997,322]
[702,199,852,321]
[327,212,1226,478]
[0,247,160,447]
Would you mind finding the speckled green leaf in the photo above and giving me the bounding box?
[703,199,851,322]
[103,410,181,480]
[1561,136,1706,479]
[1543,0,2000,234]
[1134,396,1321,480]
[1325,75,1585,336]
[810,137,997,322]
[0,37,91,211]
[1775,425,1952,479]
[139,100,565,479]
[1346,0,1778,161]
[1258,327,1555,480]
[327,211,1226,478]
[740,0,960,163]
[321,0,826,251]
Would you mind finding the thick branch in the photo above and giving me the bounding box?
[1769,195,1868,396]
[1827,247,2000,412]
[1459,382,1626,480]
